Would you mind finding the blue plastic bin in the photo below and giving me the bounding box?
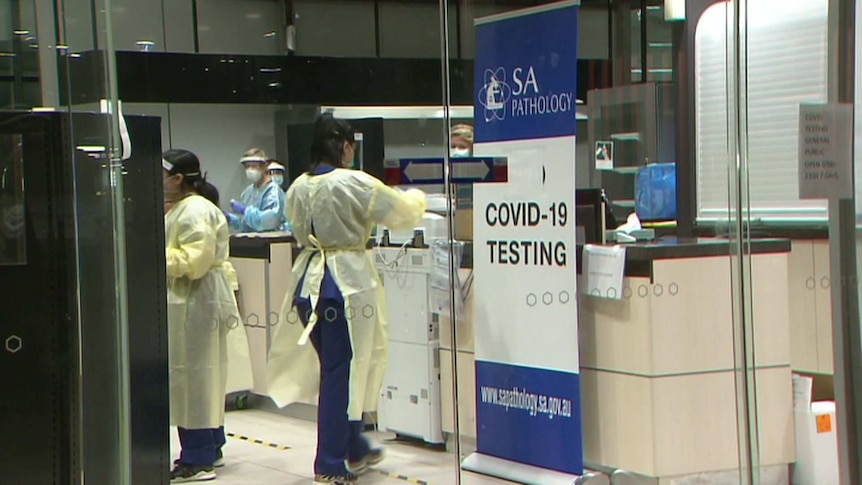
[635,162,677,221]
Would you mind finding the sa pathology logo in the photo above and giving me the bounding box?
[478,67,512,123]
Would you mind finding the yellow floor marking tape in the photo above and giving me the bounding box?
[225,432,290,451]
[375,469,433,485]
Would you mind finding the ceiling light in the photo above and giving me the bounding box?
[665,0,685,20]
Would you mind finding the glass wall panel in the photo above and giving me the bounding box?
[56,0,137,482]
[101,2,460,485]
[688,1,799,482]
[0,0,169,483]
[292,0,377,57]
[441,0,786,483]
[20,0,861,482]
[735,0,862,483]
[0,0,41,109]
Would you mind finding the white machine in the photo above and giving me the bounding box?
[374,228,446,445]
[378,196,450,246]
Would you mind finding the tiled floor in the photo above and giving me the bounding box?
[170,409,515,485]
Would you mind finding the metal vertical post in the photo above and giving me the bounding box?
[91,0,133,483]
[727,0,760,481]
[438,1,462,484]
[639,0,647,82]
[828,1,862,483]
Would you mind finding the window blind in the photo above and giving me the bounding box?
[695,0,829,222]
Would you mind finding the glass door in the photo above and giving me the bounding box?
[727,0,862,482]
[0,0,143,483]
[444,1,753,483]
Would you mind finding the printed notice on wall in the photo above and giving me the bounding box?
[582,244,626,300]
[595,141,614,171]
[798,103,853,200]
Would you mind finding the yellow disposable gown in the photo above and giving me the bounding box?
[221,260,254,394]
[267,168,426,420]
[166,195,253,429]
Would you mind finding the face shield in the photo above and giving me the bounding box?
[267,162,286,187]
[241,156,268,183]
[270,171,285,186]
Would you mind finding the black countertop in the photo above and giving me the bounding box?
[692,223,829,240]
[230,234,295,246]
[230,233,295,259]
[616,236,792,261]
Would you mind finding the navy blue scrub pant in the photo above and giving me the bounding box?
[297,297,371,476]
[177,426,226,466]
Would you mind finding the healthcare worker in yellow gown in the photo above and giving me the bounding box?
[196,180,255,396]
[267,114,426,485]
[163,149,253,483]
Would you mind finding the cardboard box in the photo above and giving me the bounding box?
[455,209,473,241]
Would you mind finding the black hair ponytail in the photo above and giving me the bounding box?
[162,149,220,204]
[197,180,221,207]
[308,112,355,174]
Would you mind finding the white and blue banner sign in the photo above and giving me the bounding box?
[475,4,579,143]
[472,1,583,477]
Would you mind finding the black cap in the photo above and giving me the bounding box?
[162,149,202,179]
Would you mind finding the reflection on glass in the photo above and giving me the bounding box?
[354,132,364,171]
[0,134,26,265]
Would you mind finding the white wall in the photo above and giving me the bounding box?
[125,103,279,208]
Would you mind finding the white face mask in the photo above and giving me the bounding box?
[272,174,284,186]
[163,174,183,202]
[246,168,263,183]
[451,148,471,158]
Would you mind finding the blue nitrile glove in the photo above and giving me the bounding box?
[230,200,247,215]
